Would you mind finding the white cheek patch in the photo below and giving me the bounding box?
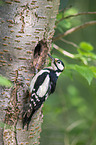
[57,63,64,71]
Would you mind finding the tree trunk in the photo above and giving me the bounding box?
[0,0,60,144]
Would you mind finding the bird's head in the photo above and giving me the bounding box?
[48,54,65,73]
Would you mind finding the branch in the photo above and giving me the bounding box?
[64,11,96,19]
[60,38,78,48]
[53,21,96,41]
[56,11,96,24]
[53,44,75,58]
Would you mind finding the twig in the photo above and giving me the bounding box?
[53,21,96,41]
[53,44,75,58]
[56,11,96,24]
[64,11,96,19]
[60,38,78,48]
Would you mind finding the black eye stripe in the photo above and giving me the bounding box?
[57,60,61,64]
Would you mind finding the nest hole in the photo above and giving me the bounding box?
[34,41,42,58]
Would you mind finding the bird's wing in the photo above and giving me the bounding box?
[33,71,50,97]
[29,69,50,93]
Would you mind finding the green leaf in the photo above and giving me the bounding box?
[79,42,94,52]
[66,64,94,85]
[57,20,71,32]
[78,49,96,60]
[64,8,78,17]
[74,65,94,85]
[0,75,12,87]
[56,12,63,21]
[90,66,96,78]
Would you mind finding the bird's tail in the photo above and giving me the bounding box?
[22,109,35,130]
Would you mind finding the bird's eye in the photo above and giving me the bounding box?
[58,61,61,64]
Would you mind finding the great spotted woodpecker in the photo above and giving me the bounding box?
[22,54,65,129]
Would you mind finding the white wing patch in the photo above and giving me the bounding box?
[30,69,50,93]
[36,74,50,97]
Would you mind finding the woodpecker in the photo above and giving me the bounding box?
[22,54,65,129]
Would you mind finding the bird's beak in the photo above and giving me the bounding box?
[48,54,55,62]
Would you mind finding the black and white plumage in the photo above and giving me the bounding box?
[22,54,64,129]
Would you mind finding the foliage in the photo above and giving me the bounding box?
[56,10,96,84]
[0,75,12,87]
[41,1,96,145]
[52,41,96,85]
[56,8,80,32]
[55,7,96,85]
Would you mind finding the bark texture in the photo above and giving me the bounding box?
[0,0,60,144]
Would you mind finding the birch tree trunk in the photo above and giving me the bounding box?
[0,0,60,144]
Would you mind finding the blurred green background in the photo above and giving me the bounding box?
[0,0,96,144]
[40,0,96,145]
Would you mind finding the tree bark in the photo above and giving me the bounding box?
[0,0,60,144]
